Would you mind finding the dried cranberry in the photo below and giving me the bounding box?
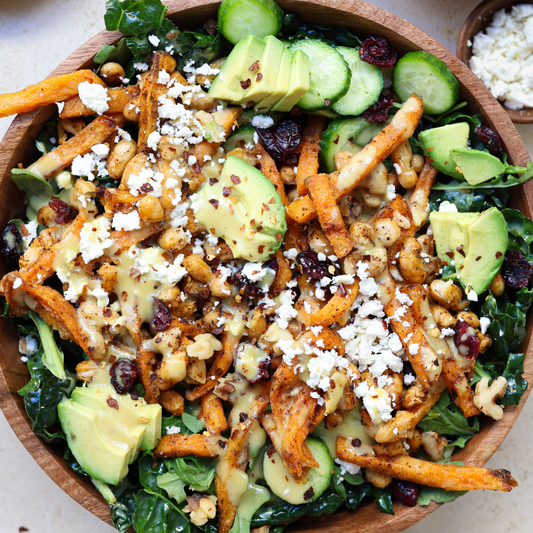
[391,480,419,507]
[256,118,302,166]
[296,250,340,280]
[454,320,480,360]
[110,358,138,394]
[1,222,23,268]
[359,37,398,67]
[362,95,394,123]
[250,357,273,383]
[475,125,503,154]
[502,250,532,289]
[151,298,172,331]
[49,197,75,224]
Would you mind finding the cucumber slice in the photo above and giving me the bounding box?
[332,47,383,116]
[393,51,460,115]
[320,117,383,173]
[223,125,257,153]
[288,39,350,111]
[218,0,283,45]
[263,436,333,504]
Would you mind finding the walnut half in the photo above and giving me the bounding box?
[473,376,507,420]
[183,494,217,526]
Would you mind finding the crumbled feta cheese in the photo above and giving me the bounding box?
[19,335,38,357]
[480,316,491,334]
[438,201,458,213]
[148,34,160,47]
[147,131,161,151]
[403,373,416,386]
[467,288,478,302]
[56,101,65,114]
[166,426,181,435]
[78,81,109,115]
[275,290,298,330]
[112,211,141,231]
[408,343,419,355]
[335,458,360,476]
[79,218,112,263]
[251,115,274,129]
[134,62,149,72]
[21,220,38,250]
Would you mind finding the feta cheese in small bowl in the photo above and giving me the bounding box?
[458,0,533,123]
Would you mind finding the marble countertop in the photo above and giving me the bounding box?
[1,1,532,532]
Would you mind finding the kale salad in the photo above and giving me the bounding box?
[0,1,532,532]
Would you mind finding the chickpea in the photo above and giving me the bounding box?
[361,163,388,196]
[349,221,376,249]
[158,227,189,252]
[430,304,456,328]
[361,189,382,208]
[139,195,164,222]
[412,153,425,173]
[457,311,480,329]
[121,153,150,189]
[123,96,141,122]
[100,62,126,86]
[334,150,355,171]
[392,140,417,189]
[37,205,58,227]
[490,271,505,297]
[430,279,463,310]
[107,139,138,180]
[308,224,334,255]
[374,218,401,248]
[365,248,388,277]
[478,331,492,354]
[279,165,296,185]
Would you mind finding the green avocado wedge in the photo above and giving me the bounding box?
[193,156,287,261]
[450,148,506,186]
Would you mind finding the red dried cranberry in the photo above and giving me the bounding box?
[49,197,75,224]
[475,125,503,154]
[1,222,23,268]
[151,298,172,331]
[454,320,480,360]
[256,118,302,166]
[362,95,394,123]
[296,250,340,280]
[391,480,419,507]
[250,357,272,383]
[359,37,398,67]
[110,358,138,394]
[502,250,532,289]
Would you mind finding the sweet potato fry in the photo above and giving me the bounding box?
[296,115,325,195]
[307,281,359,327]
[286,96,424,223]
[138,52,177,152]
[0,70,105,118]
[409,158,438,228]
[154,434,220,458]
[59,85,140,118]
[110,222,166,253]
[28,115,117,178]
[306,173,353,258]
[270,249,292,295]
[102,188,139,217]
[160,389,185,415]
[186,332,241,401]
[254,144,288,205]
[336,438,517,492]
[136,336,160,404]
[201,391,229,434]
[216,383,270,533]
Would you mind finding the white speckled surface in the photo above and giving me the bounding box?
[0,1,532,532]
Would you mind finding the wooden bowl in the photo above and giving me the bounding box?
[0,1,532,532]
[457,0,533,124]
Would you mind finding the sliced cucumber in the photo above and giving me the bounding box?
[319,117,384,173]
[288,39,350,111]
[332,47,383,116]
[218,0,284,45]
[223,125,257,153]
[263,436,333,505]
[393,51,460,115]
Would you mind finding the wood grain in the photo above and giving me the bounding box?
[0,1,532,532]
[457,0,533,124]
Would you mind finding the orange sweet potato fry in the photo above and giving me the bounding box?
[270,249,292,295]
[336,438,517,492]
[159,389,185,415]
[59,85,140,118]
[28,115,117,178]
[306,173,353,258]
[307,281,359,327]
[409,158,438,228]
[256,145,288,206]
[154,434,220,458]
[110,222,166,253]
[296,115,325,195]
[201,391,229,434]
[0,70,105,118]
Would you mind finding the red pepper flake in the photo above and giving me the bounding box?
[209,199,219,209]
[256,225,263,231]
[338,283,347,297]
[275,233,282,241]
[324,98,330,106]
[103,308,113,318]
[209,177,218,186]
[427,147,434,152]
[223,187,231,197]
[445,251,454,258]
[230,174,241,184]
[229,203,235,215]
[476,256,482,261]
[107,397,119,410]
[496,251,503,258]
[268,197,275,204]
[140,183,154,193]
[249,60,259,71]
[240,79,251,89]
[262,202,271,211]
[49,197,75,224]
[258,245,265,254]
[256,73,263,81]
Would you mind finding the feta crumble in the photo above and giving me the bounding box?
[78,82,109,115]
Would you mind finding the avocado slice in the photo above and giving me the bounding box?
[209,35,265,103]
[193,155,287,261]
[418,122,470,179]
[58,400,132,485]
[254,47,293,112]
[241,35,286,106]
[429,207,508,294]
[450,148,506,186]
[461,208,508,294]
[272,50,310,112]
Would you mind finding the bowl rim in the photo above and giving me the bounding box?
[0,1,532,532]
[457,0,533,124]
